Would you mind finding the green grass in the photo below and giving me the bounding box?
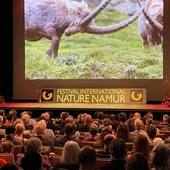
[25,10,163,79]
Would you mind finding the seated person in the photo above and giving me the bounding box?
[54,123,82,147]
[1,139,14,153]
[16,137,51,169]
[99,138,127,170]
[77,114,92,132]
[96,134,115,158]
[129,119,147,140]
[54,141,80,170]
[78,146,97,170]
[1,126,23,147]
[126,152,149,170]
[84,123,98,141]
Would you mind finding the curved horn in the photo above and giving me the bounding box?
[142,9,163,35]
[137,0,163,35]
[80,0,111,27]
[81,8,143,34]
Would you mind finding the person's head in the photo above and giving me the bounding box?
[35,119,47,130]
[6,114,13,122]
[152,143,170,169]
[103,134,115,150]
[0,164,18,170]
[146,112,153,119]
[96,111,104,120]
[116,123,130,140]
[22,130,31,139]
[5,126,15,140]
[132,135,150,159]
[25,137,42,154]
[89,123,98,136]
[15,123,25,136]
[164,137,170,147]
[126,118,135,132]
[109,138,127,160]
[61,141,80,164]
[77,114,83,122]
[84,114,92,125]
[64,123,75,136]
[78,146,96,170]
[1,140,14,153]
[60,111,69,121]
[119,112,127,123]
[41,112,50,122]
[103,118,111,127]
[9,109,17,118]
[65,116,74,125]
[133,112,141,120]
[146,118,154,126]
[21,114,30,125]
[163,114,169,123]
[0,109,5,116]
[126,152,149,170]
[13,118,24,127]
[0,115,3,124]
[134,119,143,131]
[146,124,156,140]
[34,123,44,136]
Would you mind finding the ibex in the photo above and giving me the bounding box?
[25,0,143,58]
[138,0,163,47]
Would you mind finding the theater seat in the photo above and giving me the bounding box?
[0,153,15,164]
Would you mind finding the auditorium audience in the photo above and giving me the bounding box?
[78,146,97,170]
[99,138,127,170]
[54,141,80,170]
[0,109,169,169]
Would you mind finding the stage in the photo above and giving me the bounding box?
[0,102,170,119]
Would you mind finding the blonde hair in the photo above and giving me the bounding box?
[15,123,25,135]
[61,141,80,164]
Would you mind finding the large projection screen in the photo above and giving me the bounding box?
[13,0,170,101]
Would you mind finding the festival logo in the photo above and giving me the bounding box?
[41,89,54,102]
[130,90,143,102]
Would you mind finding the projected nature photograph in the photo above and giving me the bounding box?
[25,0,163,79]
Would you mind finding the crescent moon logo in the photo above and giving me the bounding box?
[131,91,143,101]
[42,91,53,100]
